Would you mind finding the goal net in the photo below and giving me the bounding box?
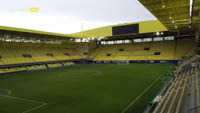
[117,61,129,64]
[0,89,11,95]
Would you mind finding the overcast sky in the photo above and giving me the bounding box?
[0,0,156,34]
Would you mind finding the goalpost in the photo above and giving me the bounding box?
[117,61,129,64]
[0,89,11,96]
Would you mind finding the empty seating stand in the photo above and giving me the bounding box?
[154,55,200,113]
[0,69,6,74]
[0,42,85,65]
[0,65,48,74]
[63,62,74,66]
[48,63,62,68]
[91,39,195,61]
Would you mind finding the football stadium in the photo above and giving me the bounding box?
[0,0,200,113]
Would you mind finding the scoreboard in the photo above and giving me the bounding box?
[112,24,139,35]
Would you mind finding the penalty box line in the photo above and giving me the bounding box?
[0,89,47,113]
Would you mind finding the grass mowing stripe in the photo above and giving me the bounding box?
[0,64,173,113]
[0,110,9,113]
[121,72,166,113]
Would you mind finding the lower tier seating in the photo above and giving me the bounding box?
[154,55,200,113]
[0,62,74,74]
[63,62,74,66]
[48,63,63,68]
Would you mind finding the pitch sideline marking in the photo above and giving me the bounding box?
[22,103,47,113]
[0,89,47,113]
[121,73,164,113]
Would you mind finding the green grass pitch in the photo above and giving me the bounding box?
[0,64,174,113]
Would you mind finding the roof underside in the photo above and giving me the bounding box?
[0,0,199,39]
[192,0,200,32]
[139,0,191,33]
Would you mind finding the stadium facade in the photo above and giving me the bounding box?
[0,0,200,113]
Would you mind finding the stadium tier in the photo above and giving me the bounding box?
[0,0,200,112]
[153,55,200,113]
[48,63,63,68]
[0,42,85,65]
[0,37,195,66]
[91,38,195,61]
[0,62,75,74]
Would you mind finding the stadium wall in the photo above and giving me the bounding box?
[71,20,168,38]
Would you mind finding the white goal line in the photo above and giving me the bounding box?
[0,89,47,113]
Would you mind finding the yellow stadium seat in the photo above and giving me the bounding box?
[91,39,195,61]
[0,42,84,65]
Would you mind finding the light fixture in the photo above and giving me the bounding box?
[162,5,166,8]
[162,0,166,8]
[156,32,160,36]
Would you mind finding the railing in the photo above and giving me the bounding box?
[143,72,174,113]
[188,106,200,113]
[121,72,169,113]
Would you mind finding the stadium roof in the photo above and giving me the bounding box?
[139,0,191,33]
[71,20,168,38]
[1,0,199,39]
[0,25,76,39]
[139,0,200,34]
[0,20,167,39]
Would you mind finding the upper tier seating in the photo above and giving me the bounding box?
[0,42,85,65]
[91,38,195,61]
[0,38,196,65]
[174,38,195,60]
